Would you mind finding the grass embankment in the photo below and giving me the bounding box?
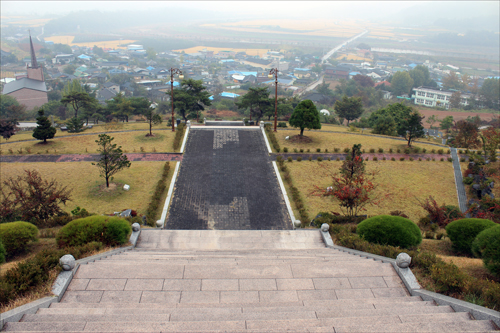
[0,162,172,216]
[1,130,175,154]
[285,160,458,222]
[276,127,445,153]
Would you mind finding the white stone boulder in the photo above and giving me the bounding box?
[59,254,76,271]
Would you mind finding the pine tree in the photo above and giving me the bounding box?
[32,109,56,143]
[92,134,131,188]
[289,99,321,136]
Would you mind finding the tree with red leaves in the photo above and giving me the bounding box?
[0,170,71,224]
[313,144,378,217]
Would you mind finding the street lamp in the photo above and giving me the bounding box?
[268,68,279,132]
[169,68,184,131]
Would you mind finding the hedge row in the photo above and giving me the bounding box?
[265,124,281,152]
[172,123,186,152]
[276,156,308,224]
[56,216,131,248]
[0,242,103,305]
[145,162,171,226]
[330,224,500,310]
[287,147,452,155]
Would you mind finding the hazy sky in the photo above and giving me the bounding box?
[1,1,416,18]
[1,1,498,23]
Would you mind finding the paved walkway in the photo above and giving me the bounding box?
[166,128,291,230]
[0,153,182,163]
[450,148,469,214]
[5,230,497,332]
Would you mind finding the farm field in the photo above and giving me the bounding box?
[44,36,137,49]
[285,160,458,222]
[275,127,445,153]
[0,161,175,216]
[415,108,499,126]
[173,46,279,57]
[0,130,175,154]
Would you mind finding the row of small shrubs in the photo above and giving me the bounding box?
[145,162,171,226]
[276,156,308,224]
[265,124,281,152]
[330,224,500,310]
[0,241,104,305]
[56,216,131,248]
[284,147,450,154]
[172,123,186,151]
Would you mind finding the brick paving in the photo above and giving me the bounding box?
[0,153,182,163]
[166,129,291,230]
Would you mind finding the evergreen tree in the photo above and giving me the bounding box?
[92,134,131,188]
[334,95,364,125]
[32,109,56,143]
[289,99,321,136]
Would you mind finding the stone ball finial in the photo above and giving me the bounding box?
[131,223,140,232]
[321,223,330,232]
[59,254,76,271]
[156,220,164,228]
[293,220,302,228]
[396,253,412,268]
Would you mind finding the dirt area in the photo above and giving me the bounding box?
[415,108,498,128]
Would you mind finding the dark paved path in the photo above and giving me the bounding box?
[0,153,182,163]
[450,148,469,214]
[166,128,291,230]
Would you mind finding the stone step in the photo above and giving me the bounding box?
[332,320,498,332]
[51,296,424,309]
[6,317,493,333]
[37,301,437,316]
[91,258,373,266]
[21,308,466,324]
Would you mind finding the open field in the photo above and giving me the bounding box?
[8,18,51,27]
[0,161,175,216]
[44,36,137,49]
[0,129,175,155]
[336,53,372,62]
[276,127,445,152]
[173,46,279,57]
[285,160,458,222]
[415,107,499,126]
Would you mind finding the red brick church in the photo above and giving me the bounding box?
[2,34,48,110]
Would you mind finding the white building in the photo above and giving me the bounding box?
[412,86,473,109]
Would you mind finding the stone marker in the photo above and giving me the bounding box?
[59,254,76,271]
[131,223,140,232]
[321,223,330,232]
[396,252,411,268]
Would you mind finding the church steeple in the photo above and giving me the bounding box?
[29,30,39,69]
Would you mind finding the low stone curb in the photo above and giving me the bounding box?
[319,228,500,327]
[0,229,141,330]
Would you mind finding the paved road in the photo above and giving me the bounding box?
[322,30,370,63]
[165,128,291,230]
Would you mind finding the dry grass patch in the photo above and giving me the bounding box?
[1,130,175,154]
[0,162,171,215]
[277,129,441,152]
[286,160,457,222]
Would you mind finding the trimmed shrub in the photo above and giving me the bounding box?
[343,147,350,153]
[316,148,321,152]
[300,148,304,153]
[145,162,170,225]
[172,123,186,151]
[0,239,5,264]
[297,156,302,162]
[445,218,496,255]
[373,156,378,161]
[369,148,375,153]
[283,147,288,152]
[317,156,323,162]
[391,157,396,161]
[438,149,444,155]
[389,148,393,153]
[356,215,422,248]
[334,148,340,153]
[472,226,500,277]
[404,148,410,154]
[287,156,292,162]
[378,148,384,153]
[327,157,331,161]
[0,222,38,257]
[56,216,131,248]
[308,156,313,161]
[400,157,405,161]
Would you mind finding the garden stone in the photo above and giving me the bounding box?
[120,209,132,217]
[396,253,411,268]
[123,184,130,191]
[321,223,330,232]
[285,136,289,140]
[156,220,164,228]
[59,254,76,271]
[132,223,140,232]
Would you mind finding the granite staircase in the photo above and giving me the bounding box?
[3,230,499,332]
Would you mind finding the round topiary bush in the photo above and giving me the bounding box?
[445,218,496,255]
[472,225,500,277]
[56,216,131,248]
[0,221,38,257]
[356,215,422,248]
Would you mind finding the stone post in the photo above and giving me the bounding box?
[187,120,191,128]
